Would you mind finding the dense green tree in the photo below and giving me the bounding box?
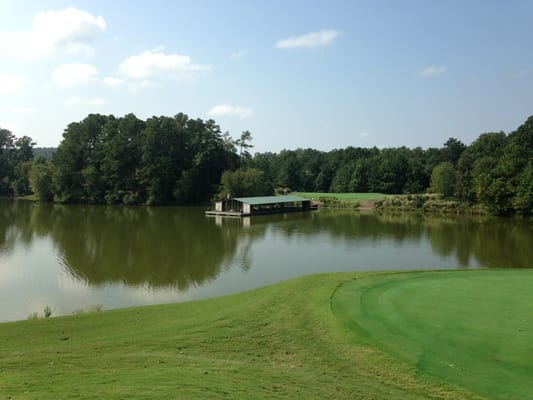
[174,118,231,204]
[48,113,237,205]
[11,161,33,196]
[0,128,16,194]
[29,157,54,202]
[276,150,300,189]
[14,136,35,163]
[101,114,144,204]
[513,161,533,214]
[140,115,190,204]
[441,138,466,165]
[405,147,429,193]
[0,129,35,195]
[430,162,457,198]
[51,114,110,203]
[249,152,278,185]
[218,168,273,199]
[5,112,533,215]
[379,148,410,193]
[330,163,352,192]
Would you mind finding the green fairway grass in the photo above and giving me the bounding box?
[332,270,533,399]
[294,192,386,202]
[1,270,530,399]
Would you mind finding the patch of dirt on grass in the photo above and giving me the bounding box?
[358,200,377,211]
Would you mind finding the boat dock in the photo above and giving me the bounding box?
[205,195,317,217]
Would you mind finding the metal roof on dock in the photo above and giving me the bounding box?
[233,195,310,205]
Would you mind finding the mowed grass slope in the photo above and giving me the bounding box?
[2,270,530,399]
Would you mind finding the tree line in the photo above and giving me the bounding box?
[243,117,532,215]
[0,113,531,215]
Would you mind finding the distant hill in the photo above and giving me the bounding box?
[33,147,57,160]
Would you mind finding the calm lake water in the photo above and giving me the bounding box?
[0,199,531,322]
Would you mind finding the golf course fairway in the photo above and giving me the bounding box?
[1,270,531,399]
[332,270,533,399]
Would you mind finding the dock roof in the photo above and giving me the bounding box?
[233,195,310,205]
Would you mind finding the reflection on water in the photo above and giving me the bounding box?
[0,200,531,321]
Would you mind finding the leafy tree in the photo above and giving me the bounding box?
[476,174,514,214]
[0,128,16,194]
[14,136,35,163]
[330,163,352,192]
[101,114,144,204]
[140,115,188,205]
[379,148,410,193]
[218,168,273,198]
[174,117,230,204]
[11,161,33,196]
[276,150,300,190]
[29,157,54,202]
[442,138,466,165]
[430,162,457,198]
[513,161,533,214]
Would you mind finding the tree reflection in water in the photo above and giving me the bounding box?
[0,200,531,294]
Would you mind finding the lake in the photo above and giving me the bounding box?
[0,199,531,322]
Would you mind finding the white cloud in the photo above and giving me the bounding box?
[418,66,447,77]
[65,97,109,107]
[13,106,37,115]
[0,7,106,58]
[208,104,252,119]
[231,49,247,59]
[275,30,340,49]
[0,73,26,94]
[359,131,369,139]
[119,49,210,80]
[102,76,124,88]
[53,63,98,87]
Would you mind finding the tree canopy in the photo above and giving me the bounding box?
[2,113,532,215]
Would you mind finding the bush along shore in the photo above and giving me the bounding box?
[374,195,490,215]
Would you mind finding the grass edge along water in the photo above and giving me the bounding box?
[2,270,529,399]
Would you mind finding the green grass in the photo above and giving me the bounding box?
[294,192,386,201]
[333,270,533,399]
[2,270,531,399]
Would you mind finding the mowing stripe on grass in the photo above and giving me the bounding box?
[332,270,533,400]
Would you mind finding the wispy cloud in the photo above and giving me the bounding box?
[0,73,26,94]
[359,131,369,139]
[275,29,340,49]
[208,104,252,119]
[0,7,105,58]
[418,66,447,77]
[231,49,247,59]
[119,49,210,81]
[510,69,531,79]
[65,97,109,107]
[53,63,98,88]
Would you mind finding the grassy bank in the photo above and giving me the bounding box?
[2,271,531,399]
[294,192,386,209]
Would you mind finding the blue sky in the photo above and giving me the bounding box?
[0,1,532,152]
